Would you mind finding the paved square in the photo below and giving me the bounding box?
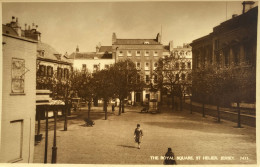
[33,105,256,164]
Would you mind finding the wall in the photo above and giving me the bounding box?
[73,59,115,73]
[0,35,37,163]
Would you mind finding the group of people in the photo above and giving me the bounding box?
[134,124,177,165]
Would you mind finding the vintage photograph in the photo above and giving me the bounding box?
[0,1,258,165]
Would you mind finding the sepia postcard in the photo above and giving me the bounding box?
[0,0,259,167]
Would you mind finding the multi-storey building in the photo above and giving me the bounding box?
[112,33,173,104]
[171,43,192,96]
[1,17,37,163]
[190,2,257,103]
[69,45,114,73]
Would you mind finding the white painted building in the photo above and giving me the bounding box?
[69,46,114,73]
[1,23,37,163]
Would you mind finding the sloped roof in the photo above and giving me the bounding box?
[99,46,112,52]
[2,24,18,36]
[69,52,112,59]
[114,39,160,45]
[37,42,71,63]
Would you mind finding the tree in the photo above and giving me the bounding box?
[110,59,145,115]
[155,54,192,111]
[71,70,94,118]
[92,69,115,120]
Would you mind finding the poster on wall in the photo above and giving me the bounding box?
[11,58,25,94]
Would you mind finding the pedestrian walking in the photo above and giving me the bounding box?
[112,104,115,114]
[134,124,143,149]
[163,148,177,165]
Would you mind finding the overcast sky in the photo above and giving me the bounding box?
[2,1,252,54]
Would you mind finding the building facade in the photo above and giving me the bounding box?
[190,3,257,103]
[69,45,114,73]
[1,21,37,163]
[172,43,192,96]
[112,33,173,104]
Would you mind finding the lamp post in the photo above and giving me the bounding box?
[51,108,58,163]
[44,106,48,163]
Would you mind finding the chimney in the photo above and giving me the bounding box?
[25,23,27,30]
[12,16,15,22]
[112,33,117,44]
[156,33,161,43]
[242,1,255,14]
[169,41,173,51]
[76,45,79,52]
[96,46,99,53]
[32,23,35,30]
[28,25,31,30]
[232,14,238,18]
[36,25,38,31]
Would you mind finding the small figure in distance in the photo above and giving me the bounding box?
[163,148,177,165]
[84,118,95,127]
[134,124,143,149]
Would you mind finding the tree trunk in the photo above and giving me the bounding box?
[172,94,174,111]
[64,104,68,131]
[190,96,192,114]
[237,102,241,128]
[119,99,122,115]
[104,99,108,120]
[217,102,220,123]
[88,102,91,118]
[122,101,125,113]
[180,96,183,111]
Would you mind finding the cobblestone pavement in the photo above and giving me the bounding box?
[33,105,256,165]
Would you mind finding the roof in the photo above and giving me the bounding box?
[37,42,71,63]
[99,46,112,52]
[114,39,160,45]
[2,24,18,36]
[68,52,113,59]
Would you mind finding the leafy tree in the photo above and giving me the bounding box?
[110,59,145,115]
[92,69,115,120]
[155,54,192,111]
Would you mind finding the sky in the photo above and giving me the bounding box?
[2,1,252,54]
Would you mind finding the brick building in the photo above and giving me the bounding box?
[190,2,257,103]
[112,33,173,104]
[1,20,37,163]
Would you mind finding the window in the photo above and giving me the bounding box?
[47,66,53,77]
[64,68,69,79]
[127,51,132,57]
[154,75,158,83]
[181,62,185,69]
[145,51,149,56]
[136,62,141,70]
[175,63,179,69]
[136,51,141,56]
[181,73,185,80]
[187,73,191,81]
[154,51,158,56]
[145,62,149,70]
[119,51,123,57]
[82,64,86,71]
[233,46,240,66]
[145,75,150,84]
[93,64,99,72]
[39,65,46,76]
[175,74,179,81]
[244,43,253,64]
[224,49,229,67]
[215,39,219,50]
[187,62,191,69]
